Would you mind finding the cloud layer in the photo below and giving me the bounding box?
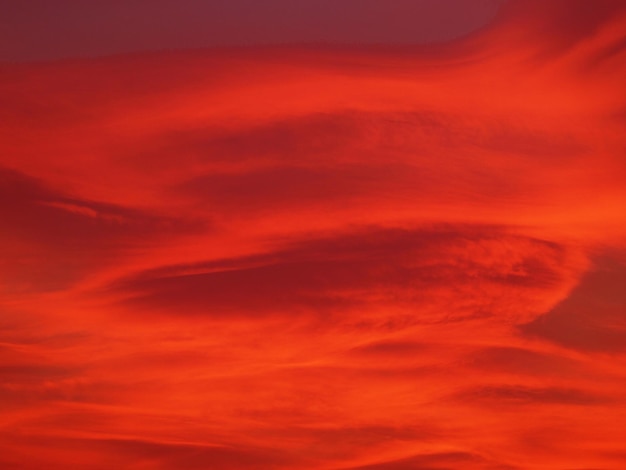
[1,1,626,468]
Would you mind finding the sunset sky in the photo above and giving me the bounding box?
[1,1,626,469]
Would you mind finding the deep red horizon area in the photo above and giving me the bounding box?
[1,1,626,469]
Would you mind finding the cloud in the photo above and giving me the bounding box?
[0,166,202,294]
[174,163,423,213]
[463,346,588,378]
[1,2,625,469]
[483,0,626,61]
[341,451,519,470]
[0,434,292,470]
[348,340,430,358]
[161,109,592,223]
[452,384,612,407]
[106,225,585,325]
[520,254,626,352]
[137,109,587,170]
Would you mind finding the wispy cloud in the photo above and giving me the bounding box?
[1,1,626,468]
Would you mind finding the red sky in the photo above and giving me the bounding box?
[0,0,503,61]
[1,1,626,469]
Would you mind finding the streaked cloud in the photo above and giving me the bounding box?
[1,1,625,468]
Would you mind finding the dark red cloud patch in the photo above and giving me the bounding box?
[521,254,626,353]
[342,451,518,470]
[0,167,202,294]
[453,384,612,407]
[108,226,584,326]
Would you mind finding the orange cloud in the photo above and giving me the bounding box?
[1,1,626,469]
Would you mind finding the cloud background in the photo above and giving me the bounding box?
[1,1,626,468]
